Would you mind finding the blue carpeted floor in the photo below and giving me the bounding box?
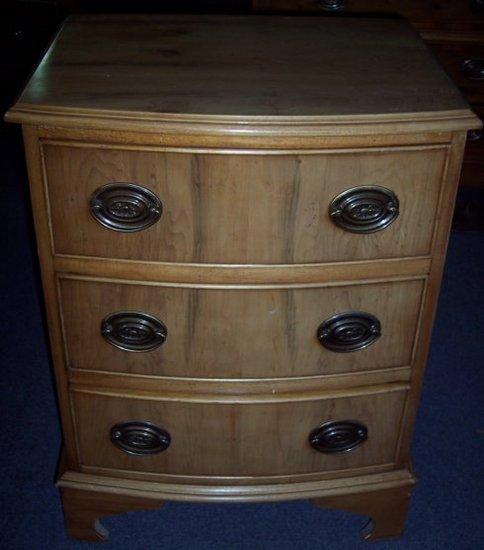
[1,124,483,550]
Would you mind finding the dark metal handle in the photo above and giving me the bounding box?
[317,311,381,352]
[309,421,368,453]
[90,183,162,232]
[111,421,171,455]
[461,59,484,81]
[467,128,483,142]
[101,311,167,352]
[315,0,345,11]
[329,186,399,233]
[470,0,484,13]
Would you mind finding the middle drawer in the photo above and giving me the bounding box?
[59,277,424,378]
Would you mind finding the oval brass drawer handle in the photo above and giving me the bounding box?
[90,182,162,232]
[111,421,171,455]
[317,311,381,352]
[329,185,399,233]
[309,420,368,454]
[101,311,167,352]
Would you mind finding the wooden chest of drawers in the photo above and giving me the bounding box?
[5,14,480,542]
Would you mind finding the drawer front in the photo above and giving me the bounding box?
[59,278,424,378]
[43,144,446,263]
[72,389,406,476]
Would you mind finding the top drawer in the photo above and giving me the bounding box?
[42,143,446,264]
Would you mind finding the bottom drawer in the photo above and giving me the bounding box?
[72,388,406,477]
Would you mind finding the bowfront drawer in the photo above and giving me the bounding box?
[59,277,424,378]
[72,388,406,476]
[43,143,446,263]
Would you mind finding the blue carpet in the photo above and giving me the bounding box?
[1,125,483,549]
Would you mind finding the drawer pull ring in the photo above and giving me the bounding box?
[90,183,162,232]
[101,311,167,352]
[309,420,368,453]
[317,311,381,352]
[315,0,345,11]
[329,185,399,233]
[461,59,484,81]
[111,421,171,455]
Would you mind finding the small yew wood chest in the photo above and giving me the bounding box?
[5,14,480,542]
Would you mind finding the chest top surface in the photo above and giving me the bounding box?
[6,13,477,129]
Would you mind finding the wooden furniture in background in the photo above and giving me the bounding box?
[252,0,484,187]
[5,14,480,542]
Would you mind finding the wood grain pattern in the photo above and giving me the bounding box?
[69,366,412,400]
[7,13,480,540]
[71,388,407,477]
[58,467,416,502]
[17,125,473,540]
[43,144,447,263]
[10,107,480,138]
[35,124,469,146]
[21,127,79,469]
[78,461,399,487]
[6,15,468,122]
[53,254,431,286]
[59,277,424,378]
[71,382,409,404]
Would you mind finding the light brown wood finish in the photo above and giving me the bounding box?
[6,15,468,120]
[79,462,400,487]
[54,255,431,286]
[251,2,484,190]
[34,125,463,147]
[21,127,79,469]
[7,14,480,543]
[71,388,407,477]
[43,143,447,264]
[57,465,412,541]
[59,277,424,378]
[69,366,412,400]
[58,467,415,502]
